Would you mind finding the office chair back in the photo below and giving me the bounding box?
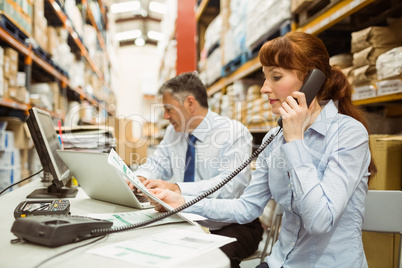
[362,190,402,268]
[259,203,284,262]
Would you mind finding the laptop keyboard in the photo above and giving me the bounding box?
[134,193,149,203]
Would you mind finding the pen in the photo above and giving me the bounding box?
[58,120,64,150]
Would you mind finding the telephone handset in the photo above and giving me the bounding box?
[277,69,326,127]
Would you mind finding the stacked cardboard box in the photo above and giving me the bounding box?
[369,135,402,191]
[0,0,32,35]
[32,0,48,50]
[244,84,276,126]
[245,84,261,124]
[107,117,148,168]
[0,117,32,192]
[2,47,29,103]
[246,0,291,50]
[221,0,247,66]
[30,82,59,111]
[220,86,235,119]
[0,46,3,97]
[208,92,222,114]
[351,18,402,100]
[45,26,59,56]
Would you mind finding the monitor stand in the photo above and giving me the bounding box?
[27,180,78,199]
[27,187,78,199]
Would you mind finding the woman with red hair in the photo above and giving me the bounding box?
[149,32,375,268]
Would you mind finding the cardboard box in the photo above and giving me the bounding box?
[3,55,18,78]
[369,135,402,190]
[0,67,4,97]
[0,166,21,192]
[0,130,14,150]
[0,117,31,149]
[9,86,29,103]
[48,82,59,111]
[46,26,58,56]
[32,25,48,50]
[20,148,28,170]
[4,48,18,63]
[291,0,314,13]
[0,46,4,65]
[109,117,148,166]
[0,148,20,168]
[362,232,400,268]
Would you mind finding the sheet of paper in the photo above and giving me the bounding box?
[87,229,236,267]
[107,149,197,226]
[88,210,206,228]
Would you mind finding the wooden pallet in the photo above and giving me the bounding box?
[221,52,248,77]
[0,14,29,45]
[293,0,342,27]
[246,20,292,61]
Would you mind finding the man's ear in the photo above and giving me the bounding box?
[185,95,197,111]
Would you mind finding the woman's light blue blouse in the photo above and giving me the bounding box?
[185,100,371,268]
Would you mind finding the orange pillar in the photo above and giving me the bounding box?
[176,0,196,75]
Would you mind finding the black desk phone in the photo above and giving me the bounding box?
[14,200,71,219]
[11,215,113,247]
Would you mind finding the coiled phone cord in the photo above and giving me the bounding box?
[92,127,283,236]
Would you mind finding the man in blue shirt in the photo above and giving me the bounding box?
[130,72,263,268]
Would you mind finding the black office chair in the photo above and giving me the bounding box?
[242,200,283,264]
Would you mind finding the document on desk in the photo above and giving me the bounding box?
[87,229,236,267]
[88,210,206,228]
[107,149,197,226]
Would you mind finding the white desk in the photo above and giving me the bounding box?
[0,180,230,268]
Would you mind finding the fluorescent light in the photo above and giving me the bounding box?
[135,37,145,46]
[116,30,142,41]
[147,31,163,41]
[149,1,166,14]
[111,1,140,14]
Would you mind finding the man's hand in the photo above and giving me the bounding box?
[126,176,146,192]
[143,179,181,194]
[149,189,185,212]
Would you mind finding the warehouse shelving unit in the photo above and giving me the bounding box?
[0,0,115,120]
[197,0,401,134]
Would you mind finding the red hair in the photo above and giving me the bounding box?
[259,31,376,179]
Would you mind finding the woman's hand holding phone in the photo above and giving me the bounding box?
[279,91,315,143]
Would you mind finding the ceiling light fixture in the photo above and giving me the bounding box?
[115,30,142,41]
[147,31,163,41]
[111,1,141,14]
[135,37,146,46]
[149,1,166,14]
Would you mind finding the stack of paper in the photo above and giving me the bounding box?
[87,229,236,267]
[57,125,116,152]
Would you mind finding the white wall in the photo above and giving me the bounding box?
[115,44,160,138]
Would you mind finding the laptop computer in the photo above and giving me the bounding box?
[57,150,152,209]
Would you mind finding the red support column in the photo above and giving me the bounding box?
[176,0,196,75]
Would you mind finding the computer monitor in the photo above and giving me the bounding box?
[26,107,77,198]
